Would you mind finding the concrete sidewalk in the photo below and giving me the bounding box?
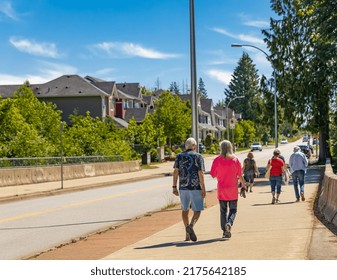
[102,175,320,260]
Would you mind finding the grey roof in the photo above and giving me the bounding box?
[214,107,226,119]
[34,75,110,98]
[117,89,142,101]
[87,80,118,98]
[179,94,192,103]
[142,95,155,107]
[124,107,148,123]
[116,83,142,99]
[151,89,165,98]
[0,85,22,98]
[84,75,105,83]
[200,98,213,115]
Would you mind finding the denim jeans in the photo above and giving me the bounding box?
[219,200,237,231]
[292,170,305,199]
[270,175,282,194]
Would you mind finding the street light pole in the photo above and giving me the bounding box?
[189,0,199,150]
[226,96,244,140]
[231,43,278,148]
[60,121,64,190]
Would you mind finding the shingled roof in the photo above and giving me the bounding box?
[116,83,142,100]
[124,107,148,123]
[33,75,110,98]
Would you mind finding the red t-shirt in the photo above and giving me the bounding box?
[210,156,242,200]
[268,158,284,176]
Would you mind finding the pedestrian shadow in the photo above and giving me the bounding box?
[135,238,226,250]
[252,201,297,207]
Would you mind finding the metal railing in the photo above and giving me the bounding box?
[0,155,124,168]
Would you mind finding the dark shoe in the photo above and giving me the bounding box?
[185,232,191,241]
[272,197,276,204]
[222,231,231,239]
[301,193,305,201]
[225,223,232,233]
[186,225,197,242]
[223,224,232,239]
[295,198,300,202]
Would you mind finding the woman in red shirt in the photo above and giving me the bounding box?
[265,149,286,204]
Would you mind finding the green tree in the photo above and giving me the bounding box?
[63,112,133,159]
[233,122,244,145]
[169,82,180,95]
[0,85,62,157]
[152,91,191,147]
[240,120,256,146]
[264,0,336,161]
[225,53,262,122]
[198,77,208,99]
[140,113,166,148]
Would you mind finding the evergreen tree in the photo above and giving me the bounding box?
[224,53,262,122]
[169,82,180,95]
[263,0,336,161]
[198,77,208,99]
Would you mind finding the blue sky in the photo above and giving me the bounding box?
[0,0,276,102]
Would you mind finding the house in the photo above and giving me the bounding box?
[199,98,219,139]
[0,75,115,123]
[1,74,240,142]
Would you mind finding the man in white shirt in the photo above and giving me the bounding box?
[289,146,308,202]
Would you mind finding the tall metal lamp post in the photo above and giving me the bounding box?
[226,96,244,140]
[231,43,278,148]
[60,121,64,189]
[189,0,199,150]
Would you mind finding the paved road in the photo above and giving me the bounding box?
[0,158,218,260]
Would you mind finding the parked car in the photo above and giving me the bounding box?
[198,143,205,153]
[297,144,311,159]
[250,142,262,151]
[179,143,205,153]
[280,138,288,144]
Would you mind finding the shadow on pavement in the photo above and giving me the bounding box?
[135,238,227,250]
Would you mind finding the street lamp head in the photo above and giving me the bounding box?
[231,43,243,48]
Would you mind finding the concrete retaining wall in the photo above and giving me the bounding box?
[0,161,140,187]
[318,159,337,226]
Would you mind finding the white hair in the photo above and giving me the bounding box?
[185,137,197,149]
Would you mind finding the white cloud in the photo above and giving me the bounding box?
[239,13,269,28]
[91,42,179,59]
[0,1,19,20]
[206,69,232,86]
[95,68,115,76]
[9,37,61,58]
[212,27,264,46]
[243,20,269,28]
[0,61,77,85]
[37,61,77,77]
